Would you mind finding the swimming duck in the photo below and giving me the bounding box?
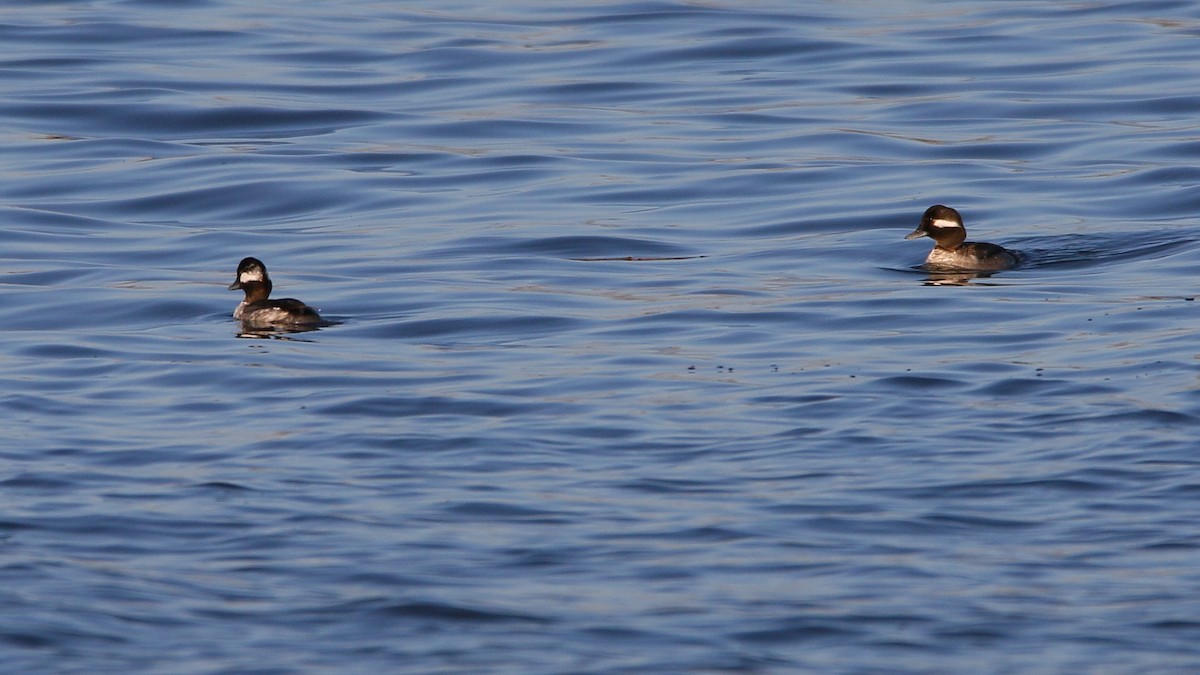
[905,205,1019,271]
[228,257,323,327]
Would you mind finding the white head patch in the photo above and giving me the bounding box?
[929,218,960,230]
[239,268,264,284]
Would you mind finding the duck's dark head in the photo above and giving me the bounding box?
[905,204,966,251]
[228,257,272,300]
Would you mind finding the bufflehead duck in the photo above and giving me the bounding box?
[228,257,323,327]
[905,205,1019,272]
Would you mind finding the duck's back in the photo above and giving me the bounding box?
[240,298,323,326]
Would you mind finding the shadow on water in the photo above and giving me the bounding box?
[571,255,708,262]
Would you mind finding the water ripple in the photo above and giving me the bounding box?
[3,1,1200,673]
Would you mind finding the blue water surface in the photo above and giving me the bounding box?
[3,1,1200,672]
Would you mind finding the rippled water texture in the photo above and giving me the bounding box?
[3,1,1200,672]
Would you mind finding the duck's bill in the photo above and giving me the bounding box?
[904,228,927,240]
